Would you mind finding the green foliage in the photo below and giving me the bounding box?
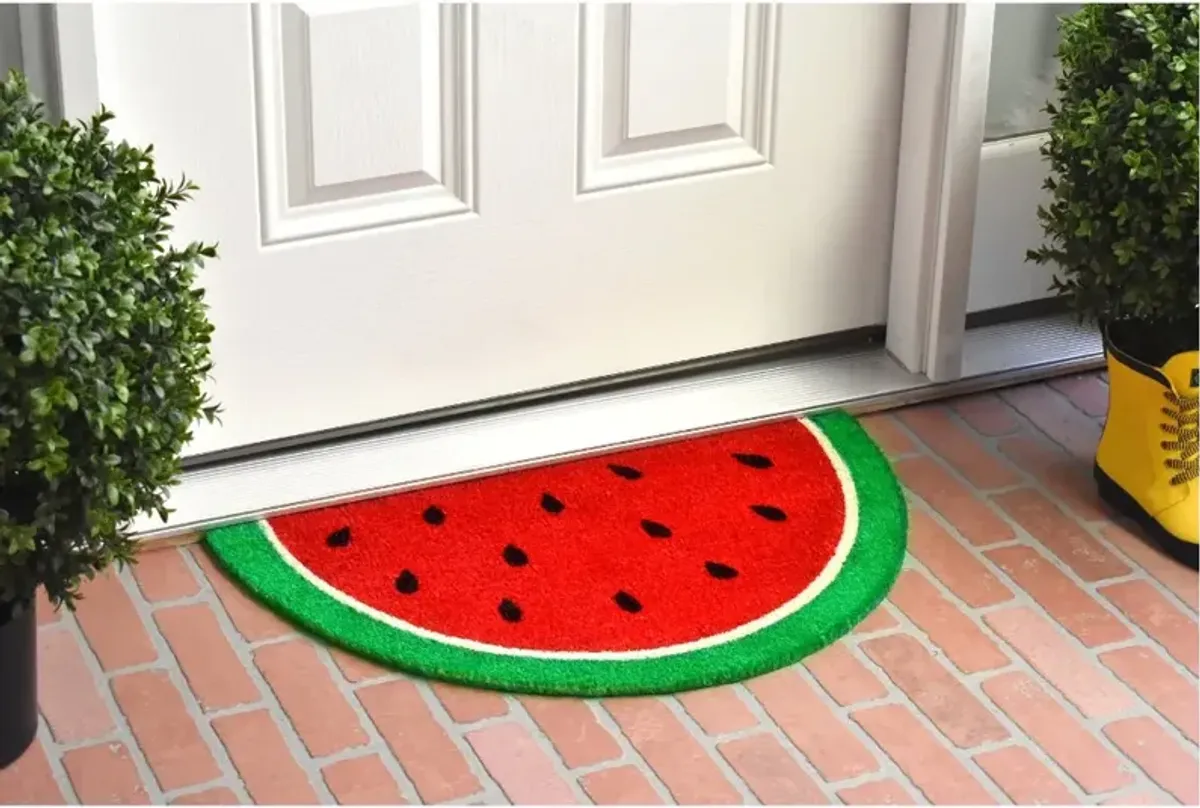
[0,70,219,612]
[1027,3,1199,332]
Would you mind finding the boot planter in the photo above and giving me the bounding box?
[0,597,38,769]
[1095,324,1199,569]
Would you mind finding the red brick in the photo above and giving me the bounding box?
[859,413,916,457]
[254,639,368,757]
[997,435,1108,523]
[62,742,150,805]
[836,779,916,805]
[604,698,741,804]
[1000,385,1103,462]
[746,668,878,782]
[896,457,1016,546]
[985,606,1135,718]
[982,671,1133,794]
[466,722,578,804]
[111,670,220,791]
[1101,791,1171,805]
[1100,645,1199,743]
[677,686,758,735]
[897,406,1022,489]
[1100,580,1199,675]
[430,682,508,724]
[579,766,663,805]
[131,548,200,603]
[717,733,826,804]
[520,696,622,769]
[907,510,1014,608]
[1049,375,1110,418]
[860,634,1008,749]
[986,545,1132,647]
[211,709,318,805]
[854,605,899,634]
[887,570,1009,674]
[803,644,888,706]
[73,567,157,671]
[328,647,392,684]
[1099,524,1199,612]
[952,394,1021,436]
[0,741,65,805]
[1104,717,1199,805]
[35,587,60,625]
[155,603,259,712]
[171,788,241,805]
[851,704,994,804]
[357,679,480,802]
[973,745,1077,805]
[322,754,407,805]
[189,547,292,643]
[994,488,1130,581]
[37,626,115,743]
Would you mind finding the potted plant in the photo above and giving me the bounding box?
[1028,4,1198,567]
[0,69,219,767]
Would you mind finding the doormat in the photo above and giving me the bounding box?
[203,411,906,696]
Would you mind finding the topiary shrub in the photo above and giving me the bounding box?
[0,69,220,616]
[1027,3,1198,360]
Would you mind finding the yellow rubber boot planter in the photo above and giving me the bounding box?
[1096,337,1199,568]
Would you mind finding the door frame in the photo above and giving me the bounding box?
[31,3,1102,539]
[884,3,996,383]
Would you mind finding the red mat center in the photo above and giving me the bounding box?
[269,419,847,652]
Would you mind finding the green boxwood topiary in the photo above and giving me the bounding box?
[1028,3,1198,359]
[0,69,219,615]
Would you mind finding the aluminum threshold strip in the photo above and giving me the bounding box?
[133,314,1103,539]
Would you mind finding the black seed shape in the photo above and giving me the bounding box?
[394,570,419,594]
[502,544,529,567]
[705,561,739,580]
[614,591,643,613]
[326,526,351,548]
[422,505,445,526]
[499,599,523,622]
[750,504,787,522]
[640,519,672,539]
[541,492,565,514]
[733,452,774,469]
[608,463,643,480]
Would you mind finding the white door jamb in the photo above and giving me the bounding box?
[885,3,998,383]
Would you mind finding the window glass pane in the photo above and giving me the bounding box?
[984,3,1083,141]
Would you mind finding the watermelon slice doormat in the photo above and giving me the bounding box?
[203,411,906,696]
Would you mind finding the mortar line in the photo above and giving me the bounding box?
[851,570,1096,805]
[729,675,918,804]
[48,581,171,805]
[893,500,1165,798]
[306,648,424,803]
[166,555,336,803]
[587,698,688,805]
[408,677,514,805]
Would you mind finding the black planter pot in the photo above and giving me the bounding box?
[0,597,38,770]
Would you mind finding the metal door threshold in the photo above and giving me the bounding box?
[135,314,1102,540]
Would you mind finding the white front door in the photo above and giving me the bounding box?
[79,3,909,456]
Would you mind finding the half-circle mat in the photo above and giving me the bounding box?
[204,410,907,696]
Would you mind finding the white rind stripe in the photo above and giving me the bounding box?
[260,417,859,662]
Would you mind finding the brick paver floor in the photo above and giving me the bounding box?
[2,373,1197,805]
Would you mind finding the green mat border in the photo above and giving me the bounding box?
[203,410,907,696]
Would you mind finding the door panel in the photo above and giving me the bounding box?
[83,3,909,455]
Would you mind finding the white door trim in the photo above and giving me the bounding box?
[885,3,998,382]
[41,4,99,122]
